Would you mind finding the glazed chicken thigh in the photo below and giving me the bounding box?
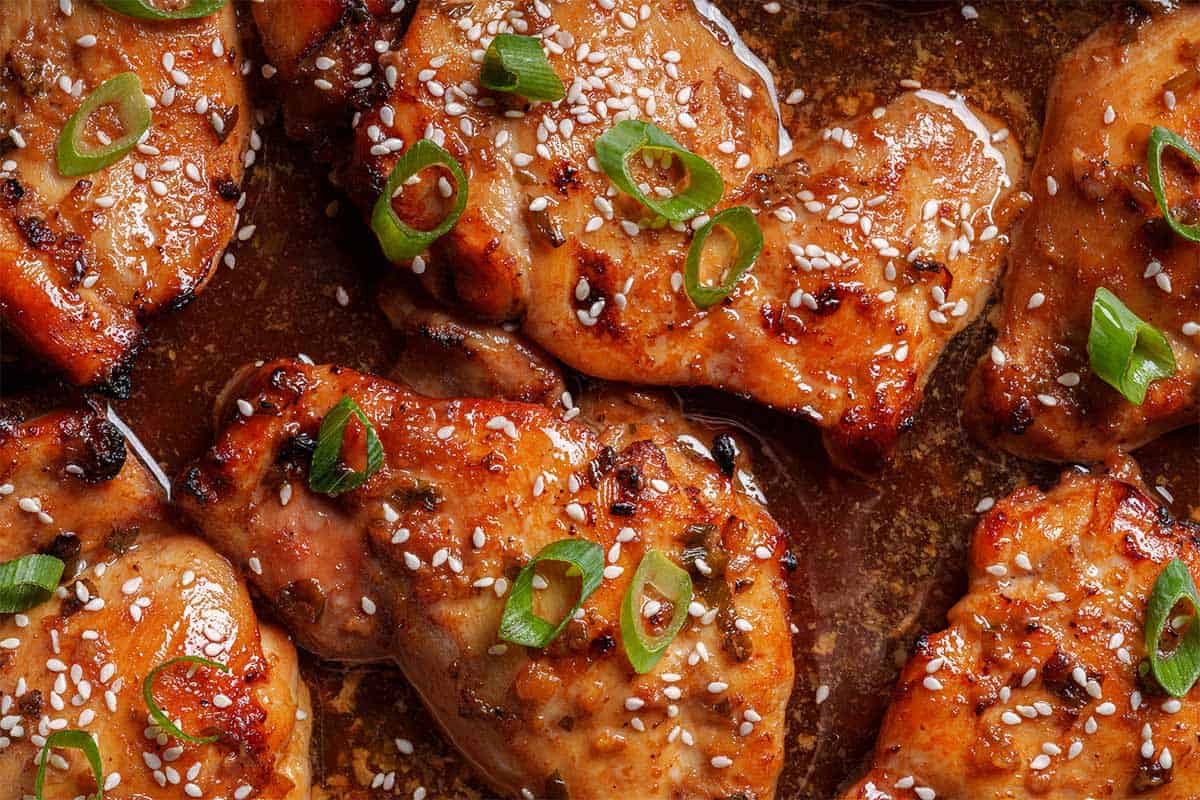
[843,473,1200,799]
[177,359,793,800]
[253,0,1023,472]
[966,8,1200,461]
[0,0,249,394]
[0,410,311,799]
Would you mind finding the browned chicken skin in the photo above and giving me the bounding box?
[842,472,1200,799]
[0,409,311,799]
[252,0,1024,472]
[380,279,568,406]
[0,0,250,394]
[966,8,1200,462]
[177,360,793,800]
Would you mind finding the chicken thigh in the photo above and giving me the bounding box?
[0,409,311,799]
[843,473,1200,799]
[177,359,793,800]
[252,0,1023,472]
[0,0,250,394]
[966,8,1200,462]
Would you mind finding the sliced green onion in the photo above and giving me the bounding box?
[143,656,230,744]
[309,396,384,495]
[1087,287,1175,405]
[370,139,468,263]
[1145,559,1200,697]
[480,34,565,102]
[594,120,724,222]
[0,554,64,613]
[684,206,763,308]
[57,72,152,178]
[1147,125,1200,242]
[36,729,103,800]
[98,0,226,20]
[620,550,693,673]
[498,539,604,648]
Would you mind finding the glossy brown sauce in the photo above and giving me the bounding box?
[2,2,1198,798]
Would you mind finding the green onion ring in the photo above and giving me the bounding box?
[36,729,104,800]
[0,554,64,613]
[1147,125,1200,242]
[370,139,469,263]
[1145,559,1200,697]
[143,656,231,744]
[480,34,565,101]
[308,396,384,495]
[594,120,724,222]
[57,72,152,178]
[1087,287,1176,405]
[98,0,227,20]
[620,550,693,673]
[498,539,604,648]
[684,206,764,308]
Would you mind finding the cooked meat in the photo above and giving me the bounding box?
[842,473,1200,800]
[177,360,793,800]
[252,0,1023,472]
[0,1,250,394]
[252,0,405,156]
[0,410,311,799]
[380,277,567,406]
[966,9,1200,462]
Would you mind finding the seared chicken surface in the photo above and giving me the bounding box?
[380,280,568,407]
[843,473,1200,800]
[177,360,793,800]
[0,410,311,799]
[966,9,1200,461]
[253,0,1023,472]
[0,0,249,394]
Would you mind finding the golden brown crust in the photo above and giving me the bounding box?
[966,8,1200,462]
[0,1,250,393]
[253,0,1024,472]
[0,409,310,798]
[177,360,793,800]
[843,472,1200,799]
